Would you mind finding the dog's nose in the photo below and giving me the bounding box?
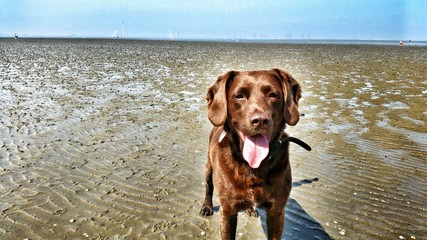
[250,114,270,127]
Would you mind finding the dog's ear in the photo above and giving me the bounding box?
[206,71,236,126]
[273,68,301,126]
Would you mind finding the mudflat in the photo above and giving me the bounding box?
[0,39,426,239]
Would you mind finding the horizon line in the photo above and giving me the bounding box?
[1,35,426,43]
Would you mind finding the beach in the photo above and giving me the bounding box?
[0,39,426,239]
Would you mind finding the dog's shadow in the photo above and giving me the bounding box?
[257,178,333,240]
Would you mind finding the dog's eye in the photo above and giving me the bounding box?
[235,93,245,99]
[268,93,280,99]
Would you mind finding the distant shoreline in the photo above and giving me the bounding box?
[1,36,427,46]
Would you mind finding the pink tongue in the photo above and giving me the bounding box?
[243,135,270,168]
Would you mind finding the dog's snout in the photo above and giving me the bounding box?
[250,113,270,127]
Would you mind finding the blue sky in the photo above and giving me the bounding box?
[1,0,426,40]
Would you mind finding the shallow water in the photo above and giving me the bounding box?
[0,39,426,239]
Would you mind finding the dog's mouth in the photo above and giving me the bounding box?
[237,130,271,169]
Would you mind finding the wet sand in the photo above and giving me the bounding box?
[0,39,426,239]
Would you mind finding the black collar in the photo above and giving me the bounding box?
[267,136,311,160]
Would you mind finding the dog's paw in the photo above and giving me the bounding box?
[245,208,259,218]
[199,205,214,216]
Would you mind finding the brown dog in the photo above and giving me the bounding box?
[200,68,304,239]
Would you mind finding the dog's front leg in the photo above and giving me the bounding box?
[220,205,238,240]
[200,161,214,216]
[266,208,285,240]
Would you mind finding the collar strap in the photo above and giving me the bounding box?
[268,136,311,160]
[219,130,227,143]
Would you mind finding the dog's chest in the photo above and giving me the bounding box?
[248,185,270,205]
[237,176,274,207]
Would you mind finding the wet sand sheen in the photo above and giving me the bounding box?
[0,39,426,239]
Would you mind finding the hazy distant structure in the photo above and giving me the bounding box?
[113,21,125,39]
[168,29,179,41]
[15,33,18,39]
[169,28,175,41]
[122,21,125,38]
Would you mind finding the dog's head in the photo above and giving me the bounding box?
[206,68,301,168]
